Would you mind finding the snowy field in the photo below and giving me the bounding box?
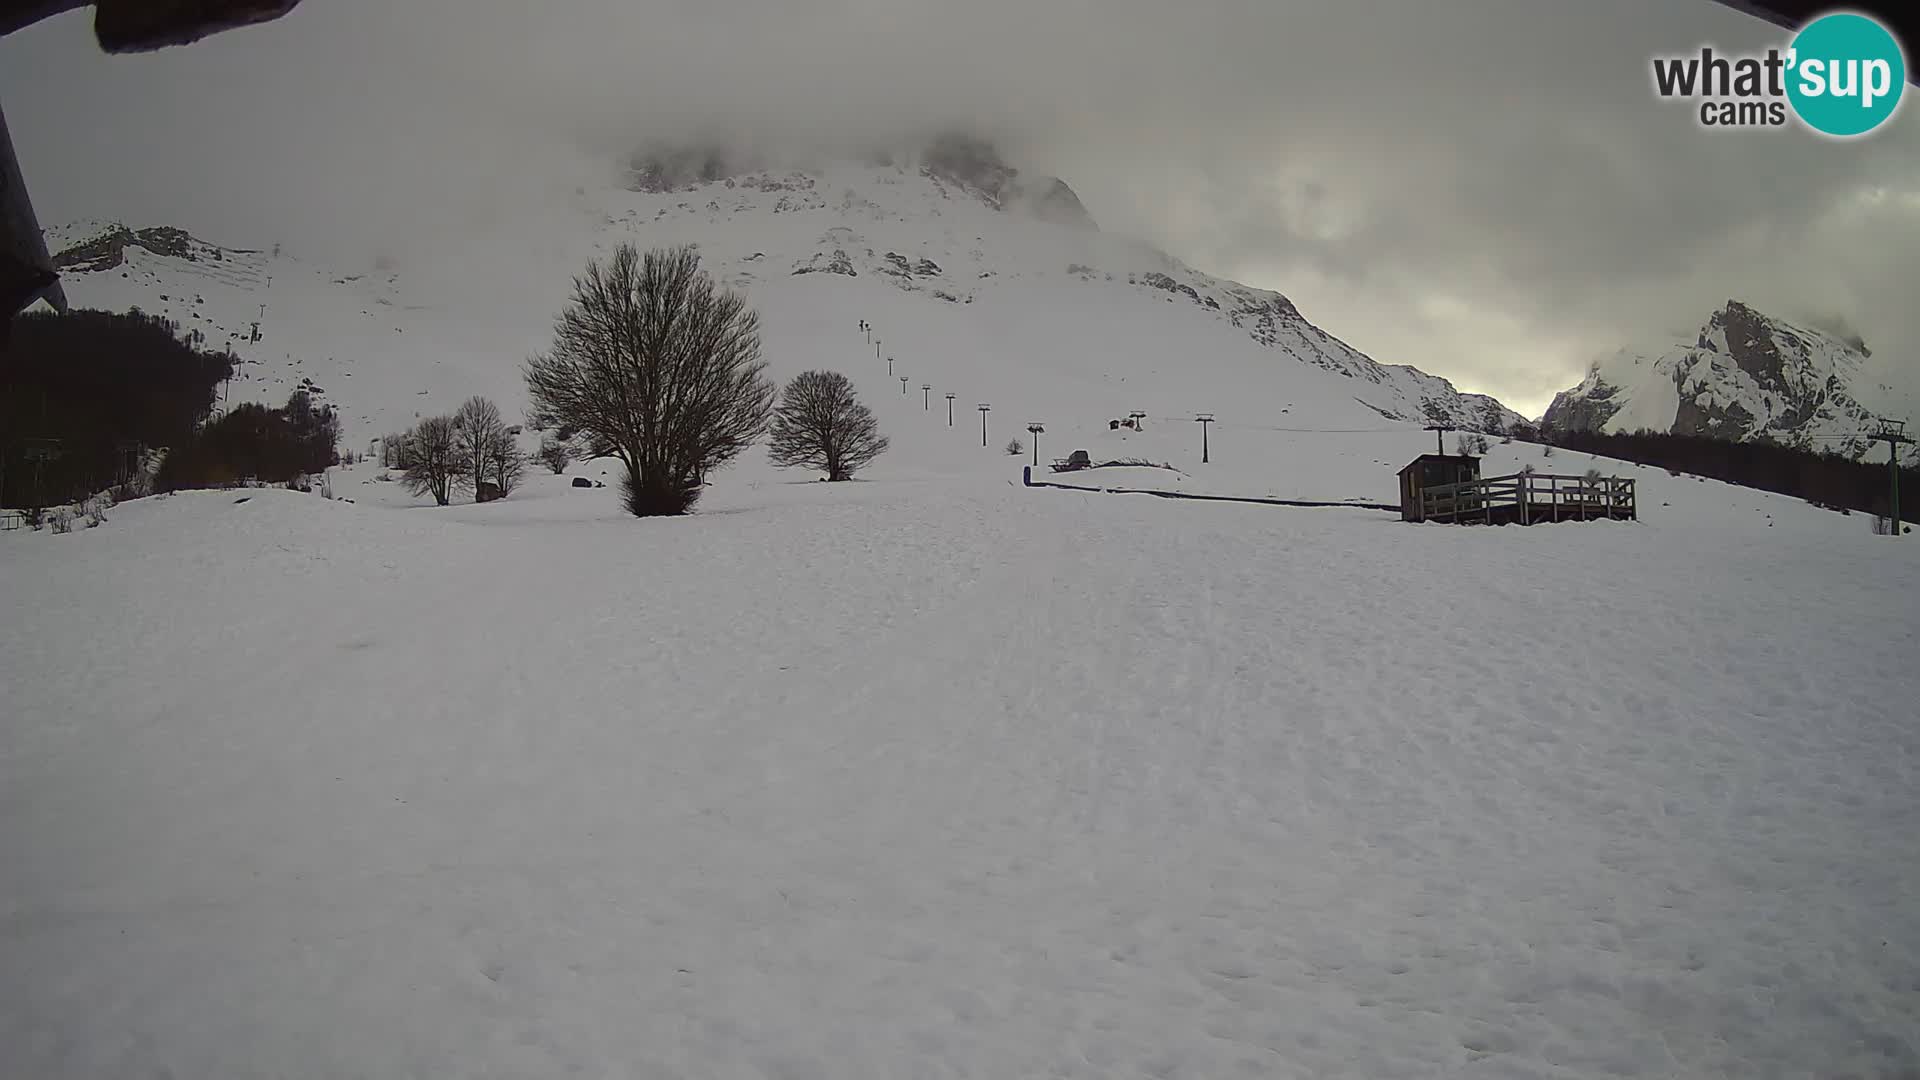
[5,461,1919,1079]
[14,156,1920,1077]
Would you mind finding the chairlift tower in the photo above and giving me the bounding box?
[1868,420,1912,535]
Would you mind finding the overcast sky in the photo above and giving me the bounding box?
[3,0,1916,416]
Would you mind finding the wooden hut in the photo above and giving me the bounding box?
[1400,454,1639,526]
[1398,453,1481,522]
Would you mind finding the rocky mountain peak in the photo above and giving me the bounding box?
[621,133,1098,230]
[1544,300,1910,462]
[51,224,237,273]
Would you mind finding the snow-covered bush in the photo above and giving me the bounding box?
[49,508,76,534]
[1006,437,1024,456]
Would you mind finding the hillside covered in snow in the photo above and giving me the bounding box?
[1543,301,1916,463]
[41,137,1522,460]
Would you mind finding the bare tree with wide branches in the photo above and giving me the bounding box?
[768,370,889,481]
[524,244,774,516]
[400,414,463,506]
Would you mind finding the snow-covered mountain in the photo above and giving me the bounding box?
[41,138,1522,450]
[1543,301,1914,463]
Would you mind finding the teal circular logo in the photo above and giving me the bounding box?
[1786,13,1906,136]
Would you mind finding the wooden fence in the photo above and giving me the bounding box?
[1023,467,1398,512]
[1421,472,1636,525]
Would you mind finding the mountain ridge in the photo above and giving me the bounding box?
[1544,300,1914,464]
[41,148,1525,444]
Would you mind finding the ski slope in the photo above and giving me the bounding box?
[4,449,1919,1078]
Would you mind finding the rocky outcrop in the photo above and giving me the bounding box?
[1543,367,1628,433]
[53,225,213,272]
[919,133,1097,230]
[790,249,856,277]
[626,143,748,193]
[1543,300,1907,461]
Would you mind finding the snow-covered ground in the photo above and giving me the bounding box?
[5,449,1919,1077]
[11,147,1920,1078]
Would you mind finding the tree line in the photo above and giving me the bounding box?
[1532,426,1917,524]
[2,308,237,508]
[157,389,340,491]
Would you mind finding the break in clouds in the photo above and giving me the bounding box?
[3,0,1916,415]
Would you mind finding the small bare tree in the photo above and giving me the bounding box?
[454,396,507,496]
[1005,437,1024,456]
[400,415,464,506]
[768,370,889,481]
[525,244,775,515]
[536,432,575,474]
[488,434,528,497]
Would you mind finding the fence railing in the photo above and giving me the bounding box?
[1422,472,1636,524]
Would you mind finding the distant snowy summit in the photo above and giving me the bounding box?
[614,132,1523,432]
[624,133,1100,232]
[1544,300,1913,462]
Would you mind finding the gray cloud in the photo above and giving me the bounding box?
[4,0,1916,415]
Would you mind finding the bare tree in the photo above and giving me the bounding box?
[488,433,528,497]
[537,432,575,474]
[400,415,463,506]
[767,370,889,481]
[524,244,775,516]
[453,395,507,496]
